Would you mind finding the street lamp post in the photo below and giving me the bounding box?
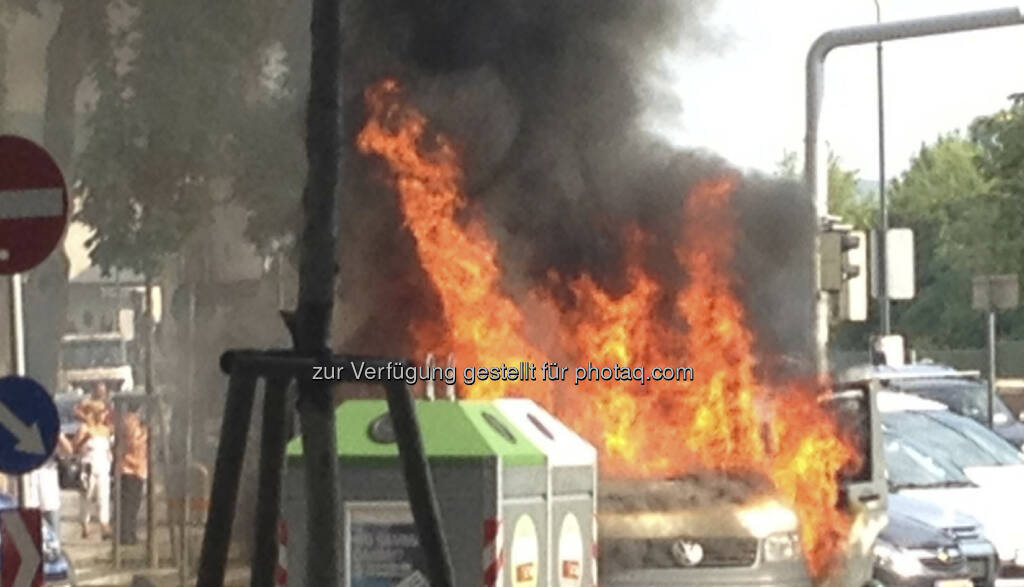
[806,7,1024,376]
[874,0,891,335]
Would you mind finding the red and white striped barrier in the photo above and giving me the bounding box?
[276,519,288,586]
[483,517,504,587]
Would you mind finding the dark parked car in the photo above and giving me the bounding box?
[875,493,997,587]
[841,362,1024,448]
[0,493,74,584]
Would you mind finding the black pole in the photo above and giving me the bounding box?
[251,377,291,587]
[290,0,344,584]
[195,372,259,587]
[384,380,455,587]
[875,0,891,334]
[989,309,997,428]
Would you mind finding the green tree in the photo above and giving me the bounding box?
[970,95,1024,270]
[76,0,292,274]
[886,133,994,348]
[775,149,876,228]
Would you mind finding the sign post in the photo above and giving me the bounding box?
[0,135,70,505]
[972,274,1020,428]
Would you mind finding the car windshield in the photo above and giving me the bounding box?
[891,378,1016,425]
[882,410,1008,468]
[62,339,127,369]
[884,433,972,488]
[923,410,1024,464]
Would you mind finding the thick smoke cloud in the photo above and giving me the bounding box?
[332,0,814,369]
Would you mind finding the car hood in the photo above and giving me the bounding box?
[963,463,1024,490]
[897,486,1024,561]
[883,503,961,549]
[888,492,980,531]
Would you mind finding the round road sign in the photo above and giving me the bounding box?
[0,376,60,474]
[0,135,69,275]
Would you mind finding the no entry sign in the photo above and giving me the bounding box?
[0,136,68,275]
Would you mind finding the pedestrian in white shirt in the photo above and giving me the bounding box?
[75,425,113,539]
[24,432,72,543]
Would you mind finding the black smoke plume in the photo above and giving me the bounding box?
[331,0,814,372]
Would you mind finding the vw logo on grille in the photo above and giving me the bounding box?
[671,540,704,567]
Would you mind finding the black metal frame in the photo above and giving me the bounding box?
[195,349,456,587]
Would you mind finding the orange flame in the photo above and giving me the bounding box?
[356,79,549,405]
[356,79,857,581]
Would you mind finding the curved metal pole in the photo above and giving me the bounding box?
[805,7,1024,376]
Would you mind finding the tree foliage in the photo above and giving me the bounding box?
[831,131,999,348]
[775,149,876,228]
[970,96,1024,269]
[76,0,296,275]
[851,133,997,349]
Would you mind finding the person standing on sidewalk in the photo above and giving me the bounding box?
[117,399,148,544]
[73,392,113,539]
[25,433,75,543]
[75,381,113,427]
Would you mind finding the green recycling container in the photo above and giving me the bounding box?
[284,398,599,587]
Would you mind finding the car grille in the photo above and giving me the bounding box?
[600,536,760,569]
[920,551,966,571]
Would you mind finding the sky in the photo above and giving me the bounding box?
[8,2,1023,185]
[650,0,1024,181]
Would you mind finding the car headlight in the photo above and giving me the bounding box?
[763,532,801,562]
[873,540,927,578]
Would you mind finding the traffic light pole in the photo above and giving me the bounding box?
[873,0,891,335]
[805,6,1024,376]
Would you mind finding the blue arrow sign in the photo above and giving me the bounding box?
[0,377,59,474]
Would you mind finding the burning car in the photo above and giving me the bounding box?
[350,82,893,586]
[593,381,889,587]
[598,479,811,586]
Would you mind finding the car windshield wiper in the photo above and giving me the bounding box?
[931,480,975,487]
[891,480,973,489]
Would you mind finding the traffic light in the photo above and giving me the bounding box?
[820,223,859,291]
[820,222,867,321]
[840,230,867,321]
